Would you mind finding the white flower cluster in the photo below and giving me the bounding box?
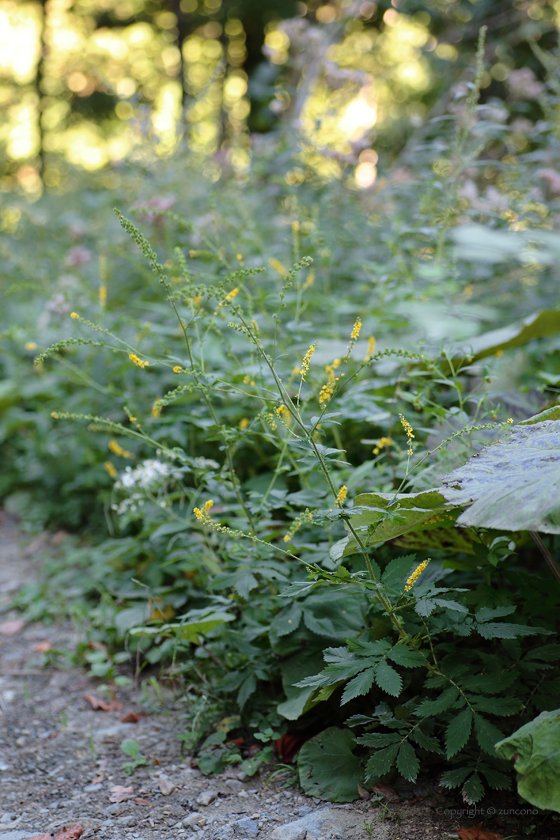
[112,459,181,517]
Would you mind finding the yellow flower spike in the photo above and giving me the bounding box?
[151,401,162,418]
[51,411,60,419]
[173,366,182,373]
[252,319,259,333]
[104,461,117,478]
[70,312,79,319]
[236,253,243,261]
[129,353,150,369]
[303,272,315,289]
[300,344,316,381]
[239,418,249,430]
[405,559,430,592]
[108,439,135,459]
[335,485,348,506]
[364,336,376,361]
[99,285,107,308]
[292,221,300,231]
[319,358,342,407]
[204,499,214,512]
[214,287,239,315]
[350,318,362,341]
[399,413,415,456]
[25,341,37,351]
[269,258,288,277]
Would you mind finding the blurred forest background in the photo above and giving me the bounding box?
[1,0,557,196]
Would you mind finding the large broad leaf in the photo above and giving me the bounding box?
[297,727,363,802]
[495,709,560,812]
[449,308,560,363]
[330,490,453,559]
[452,224,560,266]
[441,420,560,533]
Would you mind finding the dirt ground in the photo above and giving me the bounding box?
[0,513,557,840]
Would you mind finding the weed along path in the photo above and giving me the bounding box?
[0,514,485,840]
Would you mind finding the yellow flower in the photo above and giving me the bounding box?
[99,285,107,308]
[335,485,348,506]
[496,349,503,358]
[151,400,162,418]
[173,366,182,373]
[204,499,214,512]
[70,312,79,319]
[189,295,204,309]
[269,258,288,277]
[507,418,514,424]
[214,287,239,315]
[292,220,300,231]
[300,344,316,381]
[373,436,392,455]
[108,439,135,459]
[319,358,341,407]
[239,418,249,429]
[129,353,150,369]
[25,341,37,351]
[302,272,314,289]
[399,413,415,456]
[252,319,259,333]
[104,461,117,478]
[51,411,60,419]
[405,559,430,592]
[364,336,376,361]
[236,253,243,261]
[350,317,362,341]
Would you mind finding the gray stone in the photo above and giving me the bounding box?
[235,817,259,837]
[0,816,16,825]
[0,832,37,840]
[183,812,205,827]
[269,807,375,840]
[213,827,234,840]
[196,789,218,807]
[225,779,244,793]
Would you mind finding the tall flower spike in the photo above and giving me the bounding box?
[300,344,316,381]
[405,559,430,592]
[335,485,348,506]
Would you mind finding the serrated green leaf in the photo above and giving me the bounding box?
[297,728,363,802]
[397,741,420,782]
[381,555,417,587]
[341,668,376,705]
[471,696,523,716]
[346,491,454,551]
[387,645,426,668]
[432,598,468,613]
[410,727,443,754]
[480,765,512,790]
[357,732,401,748]
[416,687,459,716]
[439,767,473,789]
[459,671,515,694]
[376,661,402,697]
[237,674,257,710]
[364,744,400,781]
[476,605,517,622]
[474,714,504,756]
[442,421,560,534]
[415,598,437,617]
[477,622,541,639]
[462,772,485,804]
[270,603,303,637]
[446,708,473,758]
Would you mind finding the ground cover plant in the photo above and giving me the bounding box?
[2,17,560,827]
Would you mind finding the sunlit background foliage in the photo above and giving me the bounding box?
[1,0,558,199]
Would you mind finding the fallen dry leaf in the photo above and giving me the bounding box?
[53,825,85,840]
[458,823,504,840]
[109,785,134,803]
[134,798,152,807]
[27,827,84,840]
[371,782,400,801]
[120,711,150,723]
[92,774,104,784]
[357,784,371,800]
[51,530,69,546]
[0,618,25,636]
[275,733,306,763]
[32,641,53,653]
[84,694,123,711]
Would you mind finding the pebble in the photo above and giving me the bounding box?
[197,789,218,807]
[183,812,206,827]
[0,815,17,824]
[159,776,175,796]
[0,832,36,840]
[225,779,244,792]
[269,807,372,840]
[235,817,259,836]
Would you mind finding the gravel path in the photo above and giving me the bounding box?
[0,513,532,840]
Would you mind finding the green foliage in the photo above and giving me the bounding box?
[121,739,150,775]
[3,30,560,815]
[496,709,560,813]
[297,728,363,802]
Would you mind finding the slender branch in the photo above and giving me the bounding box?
[529,531,560,587]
